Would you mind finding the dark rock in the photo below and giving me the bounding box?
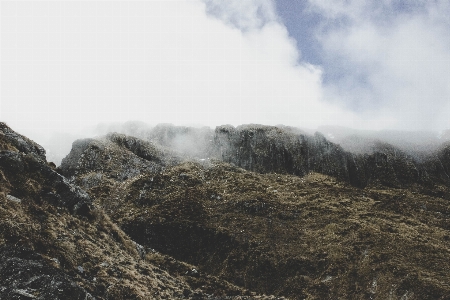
[214,124,308,176]
[0,150,92,216]
[59,138,100,178]
[0,245,94,300]
[0,123,93,215]
[213,124,450,188]
[60,134,177,187]
[60,123,450,190]
[306,132,350,181]
[106,132,165,163]
[60,123,450,191]
[0,122,46,161]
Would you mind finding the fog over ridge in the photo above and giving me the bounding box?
[41,121,450,167]
[1,0,449,159]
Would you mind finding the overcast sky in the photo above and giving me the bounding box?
[1,0,450,144]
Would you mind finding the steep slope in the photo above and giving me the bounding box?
[61,127,450,299]
[0,123,275,299]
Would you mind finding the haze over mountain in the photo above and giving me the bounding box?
[1,0,449,149]
[43,121,450,168]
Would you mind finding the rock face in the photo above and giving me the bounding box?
[214,124,450,189]
[69,123,450,190]
[0,124,93,216]
[214,125,309,176]
[0,122,46,161]
[56,122,450,191]
[0,246,94,300]
[59,133,184,195]
[425,143,450,184]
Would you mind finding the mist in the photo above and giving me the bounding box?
[1,0,449,163]
[36,119,449,169]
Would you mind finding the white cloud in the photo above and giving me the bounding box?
[202,0,278,31]
[3,0,447,157]
[1,0,363,144]
[309,0,450,131]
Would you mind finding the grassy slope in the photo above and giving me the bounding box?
[86,161,450,299]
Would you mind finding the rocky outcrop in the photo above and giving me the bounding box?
[75,123,450,190]
[0,245,94,300]
[214,124,450,189]
[214,124,309,176]
[0,123,92,216]
[418,143,450,189]
[60,123,450,191]
[60,122,450,191]
[0,122,46,161]
[60,133,179,188]
[306,132,352,181]
[434,143,450,182]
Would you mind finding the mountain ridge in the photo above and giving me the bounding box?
[1,122,450,299]
[62,123,450,190]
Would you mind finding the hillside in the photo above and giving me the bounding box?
[1,122,450,299]
[0,123,278,299]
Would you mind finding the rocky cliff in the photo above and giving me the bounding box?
[78,123,450,190]
[213,124,450,189]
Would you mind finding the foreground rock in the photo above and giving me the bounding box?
[0,246,94,299]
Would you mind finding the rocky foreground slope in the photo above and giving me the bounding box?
[1,122,450,299]
[56,123,450,299]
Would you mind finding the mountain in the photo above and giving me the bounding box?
[2,122,450,299]
[0,122,278,299]
[78,123,450,189]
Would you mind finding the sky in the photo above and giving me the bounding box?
[1,0,450,147]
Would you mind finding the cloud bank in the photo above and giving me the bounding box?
[1,0,449,149]
[1,0,361,142]
[308,0,450,131]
